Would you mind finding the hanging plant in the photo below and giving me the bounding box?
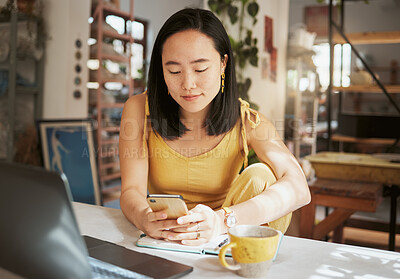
[208,0,259,109]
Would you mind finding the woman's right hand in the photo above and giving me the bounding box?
[142,210,188,240]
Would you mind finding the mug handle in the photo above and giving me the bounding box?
[218,242,240,271]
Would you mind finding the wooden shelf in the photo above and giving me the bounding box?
[101,172,121,182]
[103,126,120,132]
[91,0,134,188]
[333,85,400,93]
[287,46,316,58]
[89,102,124,109]
[98,54,130,63]
[99,149,118,159]
[92,4,133,21]
[100,103,125,109]
[103,6,133,20]
[91,30,133,42]
[4,10,45,162]
[101,184,121,195]
[101,161,120,170]
[100,138,119,145]
[0,13,40,23]
[88,79,129,85]
[16,86,40,95]
[100,79,129,85]
[331,134,397,145]
[333,31,400,45]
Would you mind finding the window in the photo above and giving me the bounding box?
[87,15,148,93]
[312,43,351,90]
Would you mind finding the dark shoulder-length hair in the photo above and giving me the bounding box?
[147,8,240,140]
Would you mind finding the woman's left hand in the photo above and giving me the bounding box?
[167,204,223,246]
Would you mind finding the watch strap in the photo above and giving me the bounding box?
[222,207,232,215]
[222,207,237,228]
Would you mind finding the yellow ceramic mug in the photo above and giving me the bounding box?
[219,225,280,278]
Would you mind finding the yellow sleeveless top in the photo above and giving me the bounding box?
[144,94,260,210]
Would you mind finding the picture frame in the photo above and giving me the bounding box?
[270,47,277,82]
[264,15,273,53]
[38,119,101,205]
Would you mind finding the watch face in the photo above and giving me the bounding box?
[226,214,237,227]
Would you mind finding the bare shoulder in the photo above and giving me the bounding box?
[122,93,146,119]
[255,112,275,129]
[120,93,147,142]
[245,111,281,143]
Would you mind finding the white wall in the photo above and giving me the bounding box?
[42,0,91,119]
[202,1,290,134]
[245,1,289,135]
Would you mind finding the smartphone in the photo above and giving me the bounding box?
[147,194,189,219]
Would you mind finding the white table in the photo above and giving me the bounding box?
[73,202,400,279]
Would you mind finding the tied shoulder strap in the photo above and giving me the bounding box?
[142,92,150,157]
[239,98,261,168]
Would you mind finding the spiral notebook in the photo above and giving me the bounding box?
[136,234,231,256]
[136,231,283,260]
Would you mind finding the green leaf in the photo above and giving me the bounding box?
[211,0,260,110]
[237,80,249,101]
[247,148,260,166]
[246,30,252,39]
[229,36,237,49]
[245,31,252,45]
[250,46,258,55]
[242,48,251,59]
[228,5,239,24]
[239,56,246,69]
[249,55,258,67]
[249,101,259,111]
[208,0,217,12]
[244,78,251,91]
[247,2,259,17]
[239,78,251,99]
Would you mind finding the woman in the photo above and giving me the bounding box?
[119,8,310,246]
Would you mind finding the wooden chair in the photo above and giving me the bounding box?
[300,178,382,243]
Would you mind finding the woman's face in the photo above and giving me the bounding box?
[162,29,227,116]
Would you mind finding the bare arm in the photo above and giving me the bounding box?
[119,94,150,232]
[226,113,311,227]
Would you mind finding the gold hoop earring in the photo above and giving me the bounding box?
[221,72,225,93]
[168,91,170,95]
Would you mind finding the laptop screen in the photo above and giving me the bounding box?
[0,162,193,279]
[0,162,92,279]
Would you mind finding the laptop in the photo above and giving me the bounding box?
[0,162,193,279]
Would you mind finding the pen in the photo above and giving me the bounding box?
[218,238,229,247]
